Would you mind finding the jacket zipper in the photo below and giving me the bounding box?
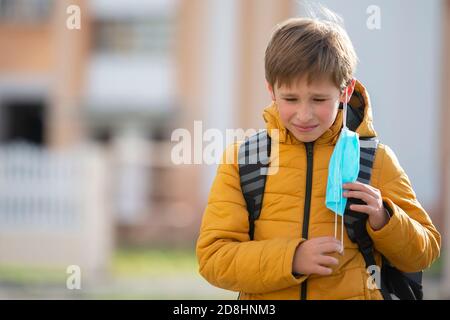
[300,142,314,300]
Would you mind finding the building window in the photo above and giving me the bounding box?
[0,0,52,23]
[93,17,174,55]
[0,99,46,146]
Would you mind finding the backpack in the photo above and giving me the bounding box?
[237,125,423,300]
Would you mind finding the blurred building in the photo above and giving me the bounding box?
[0,0,110,276]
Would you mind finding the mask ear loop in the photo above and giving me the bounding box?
[333,136,342,252]
[334,86,349,254]
[334,146,340,242]
[334,88,349,254]
[336,151,344,255]
[340,88,349,254]
[343,90,348,130]
[334,202,338,240]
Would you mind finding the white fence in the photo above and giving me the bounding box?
[0,143,82,230]
[0,143,112,275]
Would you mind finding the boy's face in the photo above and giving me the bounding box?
[267,76,355,143]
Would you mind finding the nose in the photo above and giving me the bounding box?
[295,104,314,122]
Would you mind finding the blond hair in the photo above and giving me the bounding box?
[265,17,358,91]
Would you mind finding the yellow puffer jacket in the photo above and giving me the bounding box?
[196,80,441,300]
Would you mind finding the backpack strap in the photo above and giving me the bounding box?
[238,130,271,240]
[344,138,379,250]
[344,138,423,300]
[343,138,393,299]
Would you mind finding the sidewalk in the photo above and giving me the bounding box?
[0,274,444,300]
[0,273,235,300]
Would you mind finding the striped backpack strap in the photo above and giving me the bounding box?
[343,137,393,299]
[356,139,379,184]
[344,137,379,260]
[344,138,423,300]
[238,130,271,240]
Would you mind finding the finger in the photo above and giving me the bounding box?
[318,242,342,254]
[343,182,376,195]
[342,181,365,190]
[316,255,339,267]
[343,190,376,205]
[349,204,374,215]
[312,236,341,245]
[312,265,333,276]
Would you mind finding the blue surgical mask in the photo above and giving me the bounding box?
[325,89,360,252]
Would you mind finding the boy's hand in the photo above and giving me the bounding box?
[343,182,390,231]
[292,237,341,276]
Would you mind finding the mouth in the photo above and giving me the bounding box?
[292,123,319,133]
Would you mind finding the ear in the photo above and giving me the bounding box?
[339,78,357,103]
[266,81,276,101]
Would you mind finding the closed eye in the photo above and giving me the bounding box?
[284,98,297,102]
[313,98,327,102]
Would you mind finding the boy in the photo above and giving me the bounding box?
[196,17,441,300]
